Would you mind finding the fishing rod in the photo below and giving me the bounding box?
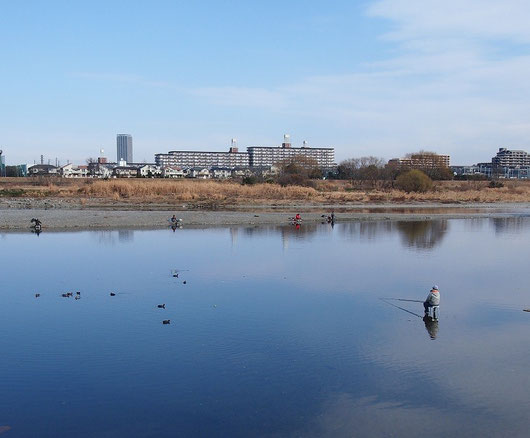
[379,298,423,318]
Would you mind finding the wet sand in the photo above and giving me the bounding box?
[1,202,530,231]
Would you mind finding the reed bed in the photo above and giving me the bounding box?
[1,178,530,204]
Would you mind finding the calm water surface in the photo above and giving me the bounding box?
[1,218,529,437]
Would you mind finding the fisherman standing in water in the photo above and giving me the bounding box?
[423,285,440,315]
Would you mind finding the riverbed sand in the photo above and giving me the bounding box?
[1,202,529,231]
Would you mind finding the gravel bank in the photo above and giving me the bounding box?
[1,203,530,231]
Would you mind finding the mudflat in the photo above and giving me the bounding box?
[1,201,529,230]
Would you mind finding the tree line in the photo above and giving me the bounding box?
[261,151,454,192]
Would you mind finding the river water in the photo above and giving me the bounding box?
[1,218,529,437]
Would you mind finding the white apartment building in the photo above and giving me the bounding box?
[156,147,250,169]
[492,148,530,167]
[155,136,335,171]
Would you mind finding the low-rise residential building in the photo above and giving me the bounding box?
[231,168,253,178]
[138,164,161,178]
[188,168,211,179]
[60,164,89,178]
[210,167,232,179]
[451,165,481,176]
[114,166,139,178]
[88,163,114,179]
[28,164,58,176]
[162,166,187,178]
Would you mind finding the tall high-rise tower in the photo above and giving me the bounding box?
[116,134,133,163]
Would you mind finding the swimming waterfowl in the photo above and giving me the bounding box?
[162,320,170,324]
[35,293,40,298]
[158,304,165,309]
[61,293,69,298]
[110,292,116,296]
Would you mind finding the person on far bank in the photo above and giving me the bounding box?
[424,285,440,314]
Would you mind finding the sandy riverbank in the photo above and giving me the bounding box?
[1,203,530,231]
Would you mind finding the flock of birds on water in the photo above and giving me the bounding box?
[33,269,193,325]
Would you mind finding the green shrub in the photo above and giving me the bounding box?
[396,170,433,193]
[0,188,25,197]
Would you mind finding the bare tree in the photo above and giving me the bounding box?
[338,156,386,188]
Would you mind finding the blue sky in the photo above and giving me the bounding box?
[2,0,530,165]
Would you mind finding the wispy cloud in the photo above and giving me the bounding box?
[71,2,530,163]
[185,1,530,161]
[367,0,530,44]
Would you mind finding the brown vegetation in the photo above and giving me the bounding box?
[1,177,530,206]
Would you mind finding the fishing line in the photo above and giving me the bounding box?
[379,298,423,318]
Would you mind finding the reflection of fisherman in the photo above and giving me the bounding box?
[423,285,440,314]
[423,315,439,339]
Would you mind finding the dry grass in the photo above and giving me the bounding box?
[1,177,530,205]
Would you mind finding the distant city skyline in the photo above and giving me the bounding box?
[2,1,530,165]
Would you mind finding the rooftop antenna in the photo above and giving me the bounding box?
[282,134,291,149]
[302,140,308,147]
[40,155,44,165]
[230,138,238,153]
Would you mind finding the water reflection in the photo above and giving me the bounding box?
[491,217,530,235]
[118,230,134,242]
[1,218,530,437]
[92,230,135,245]
[223,217,530,252]
[423,316,439,340]
[396,220,448,250]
